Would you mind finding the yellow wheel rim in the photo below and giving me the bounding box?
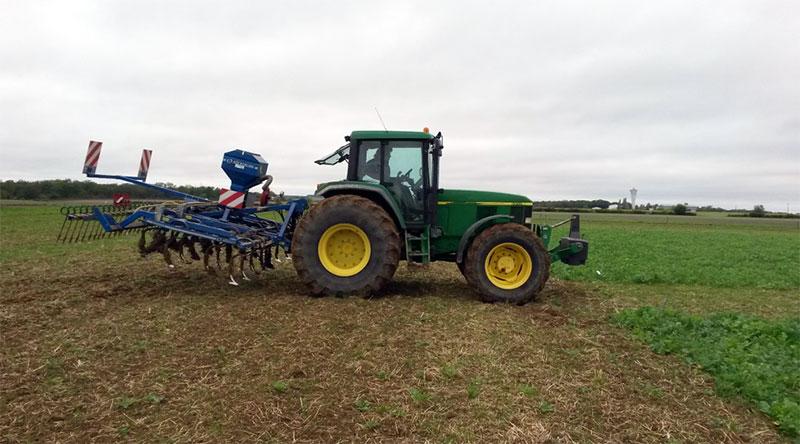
[484,242,532,290]
[318,223,371,277]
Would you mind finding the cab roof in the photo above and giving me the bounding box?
[349,130,434,140]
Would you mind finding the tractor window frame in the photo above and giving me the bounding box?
[346,138,436,227]
[315,143,350,166]
[382,140,425,224]
[357,141,382,183]
[426,139,439,226]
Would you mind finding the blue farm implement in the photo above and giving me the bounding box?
[58,141,307,285]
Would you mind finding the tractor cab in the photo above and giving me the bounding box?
[315,129,442,230]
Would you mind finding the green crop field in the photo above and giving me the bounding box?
[540,211,800,289]
[1,204,799,442]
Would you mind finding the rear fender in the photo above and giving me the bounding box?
[317,183,406,230]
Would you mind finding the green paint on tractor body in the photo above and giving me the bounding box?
[433,189,532,259]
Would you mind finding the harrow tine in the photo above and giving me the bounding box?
[67,215,79,242]
[153,230,175,270]
[140,229,166,259]
[227,250,251,285]
[227,251,239,286]
[166,231,189,264]
[263,245,274,269]
[66,209,79,243]
[138,228,153,258]
[80,219,94,242]
[64,212,78,243]
[66,208,78,243]
[176,235,191,263]
[177,247,189,263]
[88,218,103,240]
[161,243,175,270]
[245,237,263,275]
[99,220,111,239]
[86,218,98,240]
[248,250,260,275]
[200,239,215,274]
[72,211,89,242]
[80,207,95,242]
[240,252,250,281]
[57,207,70,242]
[215,244,223,269]
[185,236,201,261]
[73,210,88,243]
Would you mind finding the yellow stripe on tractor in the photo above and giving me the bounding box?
[438,201,533,206]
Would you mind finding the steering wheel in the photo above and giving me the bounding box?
[395,168,413,184]
[394,169,424,197]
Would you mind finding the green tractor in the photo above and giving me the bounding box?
[292,129,588,304]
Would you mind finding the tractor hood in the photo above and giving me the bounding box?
[437,189,532,205]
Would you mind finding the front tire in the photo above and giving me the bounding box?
[292,195,401,297]
[464,223,550,305]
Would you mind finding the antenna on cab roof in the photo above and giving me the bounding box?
[374,107,388,132]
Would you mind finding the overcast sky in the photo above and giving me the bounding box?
[1,1,798,211]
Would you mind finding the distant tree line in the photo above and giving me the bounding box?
[532,199,611,209]
[1,179,222,201]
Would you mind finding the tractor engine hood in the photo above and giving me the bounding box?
[437,189,533,206]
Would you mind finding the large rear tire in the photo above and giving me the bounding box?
[464,223,550,305]
[292,195,401,297]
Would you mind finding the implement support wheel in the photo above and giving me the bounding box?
[292,195,401,297]
[464,223,550,305]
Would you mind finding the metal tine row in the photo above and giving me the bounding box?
[137,228,286,286]
[57,202,289,285]
[57,202,158,243]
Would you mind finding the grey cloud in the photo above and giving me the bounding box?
[1,0,798,211]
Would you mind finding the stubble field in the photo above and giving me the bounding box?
[1,205,798,443]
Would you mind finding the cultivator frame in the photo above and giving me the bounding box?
[59,141,307,285]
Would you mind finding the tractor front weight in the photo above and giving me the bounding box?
[538,215,589,265]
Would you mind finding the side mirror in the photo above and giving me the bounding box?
[432,136,444,157]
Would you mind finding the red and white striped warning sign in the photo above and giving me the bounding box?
[83,140,103,174]
[138,149,152,178]
[218,189,245,209]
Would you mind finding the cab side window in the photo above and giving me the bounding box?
[384,141,424,221]
[356,141,382,183]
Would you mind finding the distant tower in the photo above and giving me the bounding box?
[630,188,638,208]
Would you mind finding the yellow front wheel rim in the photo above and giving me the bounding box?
[484,242,532,290]
[318,223,371,277]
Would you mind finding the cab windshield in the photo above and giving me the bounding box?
[314,143,350,165]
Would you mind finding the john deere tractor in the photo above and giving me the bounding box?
[292,129,588,304]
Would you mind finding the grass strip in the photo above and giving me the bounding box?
[613,306,800,437]
[551,227,800,289]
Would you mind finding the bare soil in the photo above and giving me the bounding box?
[0,248,787,443]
